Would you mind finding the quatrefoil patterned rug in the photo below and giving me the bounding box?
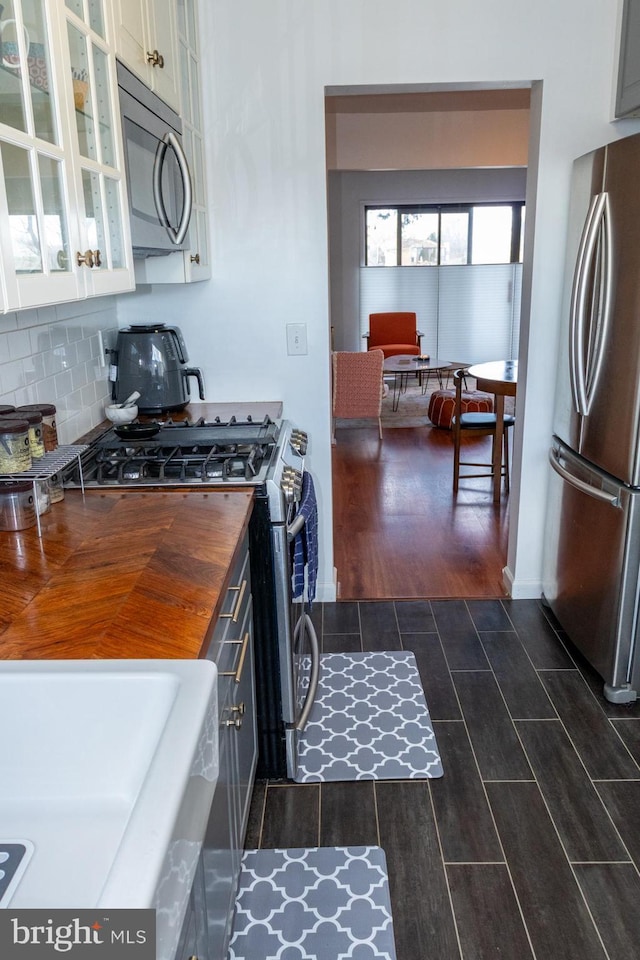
[295,651,443,782]
[228,846,397,960]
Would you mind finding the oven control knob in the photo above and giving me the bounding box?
[281,467,295,501]
[289,430,308,456]
[281,466,303,502]
[290,468,303,497]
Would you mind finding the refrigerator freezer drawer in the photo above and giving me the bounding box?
[543,439,640,701]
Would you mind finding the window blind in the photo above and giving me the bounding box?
[359,263,522,362]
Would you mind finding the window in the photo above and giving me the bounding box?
[365,202,525,266]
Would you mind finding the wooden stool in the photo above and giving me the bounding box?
[428,389,493,429]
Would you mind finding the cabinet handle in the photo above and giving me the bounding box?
[225,716,242,729]
[146,49,165,68]
[220,579,247,623]
[76,249,94,268]
[190,253,200,264]
[220,632,250,683]
[93,248,102,267]
[233,631,250,684]
[231,702,246,716]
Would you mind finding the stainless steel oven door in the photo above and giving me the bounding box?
[271,519,320,780]
[287,607,320,778]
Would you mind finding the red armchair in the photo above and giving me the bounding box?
[364,312,423,358]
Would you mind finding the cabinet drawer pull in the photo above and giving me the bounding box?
[190,253,200,264]
[234,632,250,684]
[220,578,247,623]
[219,632,250,682]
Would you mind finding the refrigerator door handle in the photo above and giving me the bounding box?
[549,447,620,506]
[569,191,612,416]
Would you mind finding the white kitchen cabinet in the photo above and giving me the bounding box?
[133,0,210,284]
[0,0,134,313]
[616,0,640,117]
[111,0,180,112]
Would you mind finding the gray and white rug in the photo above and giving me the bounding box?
[295,651,443,782]
[228,846,397,960]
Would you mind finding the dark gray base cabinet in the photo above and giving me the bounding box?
[174,533,257,960]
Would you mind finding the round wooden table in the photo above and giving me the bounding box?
[383,354,451,411]
[467,360,518,501]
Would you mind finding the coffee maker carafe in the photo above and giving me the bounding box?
[112,324,205,413]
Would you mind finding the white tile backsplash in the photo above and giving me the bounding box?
[0,298,117,444]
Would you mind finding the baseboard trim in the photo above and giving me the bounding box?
[316,570,338,603]
[503,565,543,600]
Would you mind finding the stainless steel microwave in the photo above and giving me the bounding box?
[117,61,192,258]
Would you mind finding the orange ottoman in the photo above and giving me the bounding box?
[428,389,493,429]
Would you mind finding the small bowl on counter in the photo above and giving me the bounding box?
[104,403,138,424]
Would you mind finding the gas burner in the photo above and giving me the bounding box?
[76,418,284,488]
[156,413,276,431]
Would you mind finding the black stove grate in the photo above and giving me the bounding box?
[75,416,282,487]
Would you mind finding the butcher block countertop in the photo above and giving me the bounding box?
[0,489,254,661]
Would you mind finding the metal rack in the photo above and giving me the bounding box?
[1,445,88,537]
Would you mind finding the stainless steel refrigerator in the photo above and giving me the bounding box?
[544,132,640,704]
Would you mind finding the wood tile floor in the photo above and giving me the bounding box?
[245,599,640,960]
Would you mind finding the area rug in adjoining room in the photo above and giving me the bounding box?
[295,651,443,783]
[228,846,397,960]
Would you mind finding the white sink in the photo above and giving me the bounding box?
[0,659,218,956]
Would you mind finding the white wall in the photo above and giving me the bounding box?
[120,0,640,601]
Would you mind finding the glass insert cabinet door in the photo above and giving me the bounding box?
[0,0,133,310]
[0,0,78,307]
[64,0,128,280]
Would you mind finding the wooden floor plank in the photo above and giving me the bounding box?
[540,672,640,780]
[479,630,557,719]
[260,784,320,849]
[453,672,532,780]
[516,720,630,862]
[486,781,607,960]
[594,781,640,869]
[429,721,503,862]
[401,632,462,721]
[319,781,379,847]
[446,863,535,960]
[332,423,509,599]
[575,863,640,958]
[375,780,462,960]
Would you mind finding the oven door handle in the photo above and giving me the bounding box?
[287,511,305,541]
[295,613,320,732]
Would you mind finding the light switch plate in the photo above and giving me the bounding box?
[286,323,308,355]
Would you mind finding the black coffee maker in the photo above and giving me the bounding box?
[111,324,205,413]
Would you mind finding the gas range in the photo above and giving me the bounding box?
[62,404,314,782]
[63,414,308,523]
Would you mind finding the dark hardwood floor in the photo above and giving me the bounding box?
[246,599,640,960]
[332,423,509,599]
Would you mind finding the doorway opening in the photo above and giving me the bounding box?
[325,83,533,600]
